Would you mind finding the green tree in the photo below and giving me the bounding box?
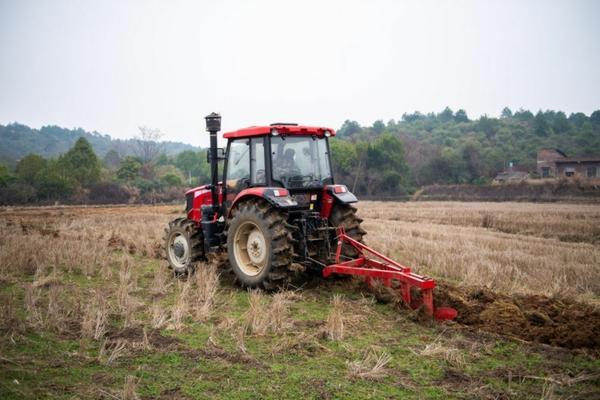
[34,160,74,200]
[117,156,143,181]
[16,154,47,184]
[371,120,385,134]
[590,110,600,128]
[61,137,101,186]
[514,108,534,121]
[454,109,469,123]
[552,111,570,134]
[568,112,587,128]
[337,120,361,138]
[402,111,426,123]
[0,163,14,186]
[329,138,357,176]
[438,107,454,123]
[160,173,183,187]
[366,133,411,194]
[501,107,513,118]
[103,149,121,169]
[533,111,549,136]
[462,141,483,182]
[478,115,499,139]
[175,150,210,185]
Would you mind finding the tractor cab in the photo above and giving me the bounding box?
[222,124,341,214]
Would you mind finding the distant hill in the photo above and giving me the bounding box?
[0,123,200,166]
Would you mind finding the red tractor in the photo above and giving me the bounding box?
[165,113,456,320]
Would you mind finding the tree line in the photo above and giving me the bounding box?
[0,132,211,205]
[331,107,600,195]
[0,123,198,167]
[1,106,599,204]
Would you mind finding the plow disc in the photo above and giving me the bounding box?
[323,228,457,321]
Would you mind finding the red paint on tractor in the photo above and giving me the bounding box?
[228,187,267,217]
[320,188,335,218]
[186,183,223,222]
[223,125,335,139]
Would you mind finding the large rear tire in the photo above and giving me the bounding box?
[226,199,293,289]
[164,218,204,275]
[329,204,366,258]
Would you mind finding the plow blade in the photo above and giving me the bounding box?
[323,228,457,321]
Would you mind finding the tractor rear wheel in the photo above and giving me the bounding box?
[329,204,366,258]
[164,218,204,275]
[226,199,293,289]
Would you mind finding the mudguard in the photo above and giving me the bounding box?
[320,184,358,218]
[228,187,298,217]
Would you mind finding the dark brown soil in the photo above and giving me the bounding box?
[434,283,600,350]
[108,326,181,349]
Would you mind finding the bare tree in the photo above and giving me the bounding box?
[134,126,164,163]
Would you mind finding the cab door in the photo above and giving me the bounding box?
[224,137,266,207]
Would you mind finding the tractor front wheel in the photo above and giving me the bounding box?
[226,200,293,289]
[164,218,204,275]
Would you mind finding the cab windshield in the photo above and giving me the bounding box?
[271,136,333,189]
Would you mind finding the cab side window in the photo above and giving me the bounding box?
[226,139,250,193]
[250,137,266,185]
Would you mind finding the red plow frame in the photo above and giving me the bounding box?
[323,228,457,321]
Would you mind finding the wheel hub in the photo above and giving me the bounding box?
[173,241,185,258]
[233,221,268,277]
[247,230,266,265]
[168,234,190,271]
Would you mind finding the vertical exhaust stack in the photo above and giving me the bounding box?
[205,112,221,210]
[201,112,224,254]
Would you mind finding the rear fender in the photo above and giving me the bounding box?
[228,187,298,218]
[320,184,358,218]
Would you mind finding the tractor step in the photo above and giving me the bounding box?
[322,228,457,321]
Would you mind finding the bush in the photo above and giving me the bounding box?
[88,182,132,204]
[0,183,37,204]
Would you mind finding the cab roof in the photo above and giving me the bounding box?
[223,124,336,139]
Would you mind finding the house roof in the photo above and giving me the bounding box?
[539,148,568,157]
[554,158,600,164]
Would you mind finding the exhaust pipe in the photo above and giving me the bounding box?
[205,112,221,210]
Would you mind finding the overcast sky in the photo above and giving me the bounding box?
[0,0,599,147]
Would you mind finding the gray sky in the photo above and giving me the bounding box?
[1,0,599,148]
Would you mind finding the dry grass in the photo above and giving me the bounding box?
[81,290,109,340]
[358,201,600,244]
[24,284,44,328]
[0,203,598,398]
[356,201,600,302]
[269,291,296,334]
[168,280,192,331]
[347,348,392,380]
[122,375,140,400]
[243,290,270,335]
[193,263,220,322]
[99,339,127,365]
[150,302,169,329]
[326,294,345,341]
[150,261,171,295]
[241,290,297,336]
[418,334,466,368]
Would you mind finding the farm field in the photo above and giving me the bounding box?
[0,201,599,399]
